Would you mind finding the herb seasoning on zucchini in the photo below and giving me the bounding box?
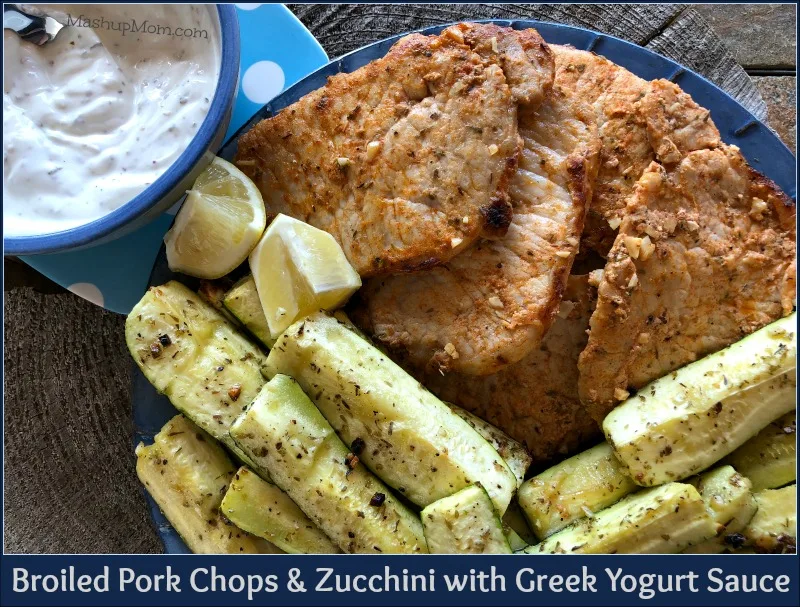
[265,312,517,513]
[518,442,637,539]
[421,484,511,554]
[741,485,797,554]
[126,281,269,469]
[604,313,796,486]
[221,467,339,554]
[683,465,757,554]
[525,482,717,554]
[230,374,428,554]
[136,415,279,554]
[724,410,796,491]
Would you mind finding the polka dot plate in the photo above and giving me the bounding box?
[18,4,328,313]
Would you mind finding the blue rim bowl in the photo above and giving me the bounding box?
[4,5,240,256]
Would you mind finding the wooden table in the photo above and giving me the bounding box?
[3,4,796,554]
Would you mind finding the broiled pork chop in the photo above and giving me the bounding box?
[422,275,601,464]
[553,46,721,256]
[578,145,796,423]
[452,22,554,108]
[351,46,598,376]
[235,27,550,277]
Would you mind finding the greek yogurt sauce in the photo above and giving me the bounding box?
[3,4,220,236]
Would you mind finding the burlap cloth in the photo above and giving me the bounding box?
[3,4,771,553]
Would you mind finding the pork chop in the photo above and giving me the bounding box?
[553,46,721,256]
[578,145,796,423]
[235,26,550,277]
[422,275,601,464]
[452,22,554,108]
[350,45,598,376]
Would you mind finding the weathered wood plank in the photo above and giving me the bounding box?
[695,4,797,69]
[3,258,63,293]
[646,8,768,120]
[3,290,161,554]
[288,3,683,57]
[753,76,797,154]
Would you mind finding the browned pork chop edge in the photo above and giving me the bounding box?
[350,34,599,376]
[578,145,796,423]
[421,274,601,464]
[551,46,722,258]
[234,27,525,277]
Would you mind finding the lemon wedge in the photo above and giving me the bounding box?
[165,157,266,279]
[249,214,362,339]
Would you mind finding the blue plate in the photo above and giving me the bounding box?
[134,19,797,554]
[19,4,328,314]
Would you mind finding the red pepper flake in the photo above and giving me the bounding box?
[228,384,242,401]
[369,492,386,507]
[345,452,359,469]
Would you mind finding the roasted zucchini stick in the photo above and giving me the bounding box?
[126,281,268,469]
[230,374,428,554]
[221,467,339,554]
[265,313,517,513]
[197,279,241,327]
[223,275,275,348]
[741,486,797,554]
[683,465,757,554]
[136,415,279,554]
[518,442,637,539]
[604,314,796,486]
[724,410,796,491]
[447,403,532,487]
[502,499,537,545]
[525,482,717,554]
[421,484,511,554]
[504,526,528,551]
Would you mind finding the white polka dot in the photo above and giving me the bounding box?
[68,282,104,307]
[241,61,285,104]
[235,3,262,10]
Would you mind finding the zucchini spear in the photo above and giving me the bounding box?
[518,442,637,539]
[223,275,275,349]
[741,486,797,554]
[126,281,268,469]
[447,403,532,487]
[502,500,538,545]
[421,484,511,554]
[221,467,340,554]
[524,482,717,554]
[265,312,517,513]
[604,313,796,486]
[136,415,279,554]
[683,465,757,554]
[230,374,428,554]
[724,410,796,491]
